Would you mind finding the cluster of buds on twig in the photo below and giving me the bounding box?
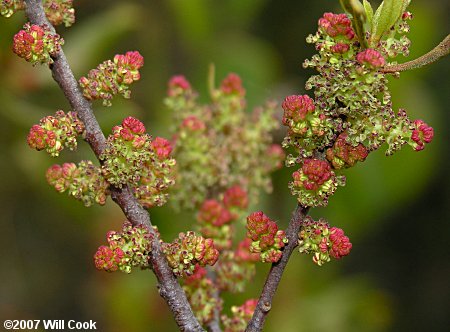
[298,217,352,266]
[162,231,219,277]
[27,110,84,157]
[94,221,154,273]
[46,160,109,207]
[166,72,284,210]
[289,158,345,207]
[282,8,434,209]
[43,0,75,27]
[79,51,144,106]
[13,23,63,65]
[2,0,74,26]
[100,116,176,207]
[182,265,223,325]
[246,211,288,263]
[221,299,258,332]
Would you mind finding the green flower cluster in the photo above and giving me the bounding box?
[79,51,144,106]
[27,110,84,157]
[100,116,176,208]
[13,23,63,65]
[221,299,258,332]
[165,73,284,210]
[94,221,154,273]
[162,231,219,277]
[1,0,74,27]
[246,211,288,263]
[283,8,434,207]
[46,160,109,207]
[298,217,352,266]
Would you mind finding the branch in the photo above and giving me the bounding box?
[24,1,204,331]
[381,34,450,73]
[245,204,309,332]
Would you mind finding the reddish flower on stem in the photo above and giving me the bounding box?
[151,137,173,159]
[300,158,332,191]
[223,185,248,210]
[220,73,246,97]
[356,49,385,68]
[122,116,146,134]
[282,95,315,125]
[318,12,355,40]
[411,119,434,151]
[168,75,191,96]
[198,199,233,226]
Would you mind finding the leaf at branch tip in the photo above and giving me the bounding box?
[371,0,408,47]
[363,0,374,28]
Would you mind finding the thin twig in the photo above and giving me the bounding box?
[23,1,204,331]
[381,34,450,73]
[245,204,309,332]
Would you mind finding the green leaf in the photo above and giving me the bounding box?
[370,0,406,47]
[363,0,374,28]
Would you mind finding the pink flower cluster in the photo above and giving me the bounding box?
[167,75,192,97]
[46,160,109,207]
[94,221,154,273]
[282,94,315,125]
[12,23,63,65]
[162,231,219,277]
[411,119,434,151]
[318,12,355,40]
[356,48,386,68]
[197,185,249,226]
[220,73,246,97]
[79,51,144,106]
[326,132,369,169]
[27,110,84,157]
[43,0,75,27]
[294,158,332,191]
[298,218,352,266]
[246,211,287,263]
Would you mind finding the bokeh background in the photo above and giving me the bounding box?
[0,1,449,331]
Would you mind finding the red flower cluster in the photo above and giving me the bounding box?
[151,137,173,159]
[162,231,219,277]
[326,132,369,169]
[356,48,386,68]
[220,73,246,97]
[198,199,233,227]
[94,221,154,273]
[298,217,352,266]
[79,51,144,106]
[318,12,355,40]
[282,94,315,125]
[12,23,63,65]
[246,211,287,263]
[27,110,84,157]
[411,119,434,151]
[295,158,332,191]
[46,160,109,207]
[168,75,192,97]
[328,227,352,259]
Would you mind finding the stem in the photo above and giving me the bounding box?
[24,1,204,331]
[245,204,309,332]
[381,34,450,73]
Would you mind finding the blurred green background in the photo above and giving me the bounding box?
[0,1,448,331]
